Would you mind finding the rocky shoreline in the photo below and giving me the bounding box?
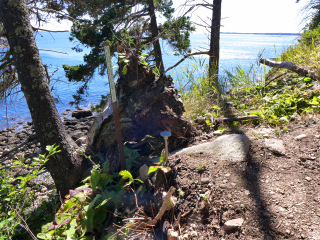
[0,109,96,194]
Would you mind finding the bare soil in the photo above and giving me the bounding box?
[167,116,320,240]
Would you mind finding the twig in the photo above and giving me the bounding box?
[215,115,260,122]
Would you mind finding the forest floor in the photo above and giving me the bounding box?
[165,115,320,240]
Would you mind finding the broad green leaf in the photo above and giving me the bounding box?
[55,213,72,225]
[123,66,127,75]
[119,170,133,180]
[93,209,107,225]
[140,60,148,66]
[91,170,100,191]
[86,194,101,231]
[148,166,159,175]
[95,198,110,209]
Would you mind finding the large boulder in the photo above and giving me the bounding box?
[71,110,92,119]
[173,134,250,162]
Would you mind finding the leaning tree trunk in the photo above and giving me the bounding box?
[209,0,222,81]
[148,0,164,73]
[0,0,90,198]
[88,53,195,171]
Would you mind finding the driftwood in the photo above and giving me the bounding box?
[259,58,319,80]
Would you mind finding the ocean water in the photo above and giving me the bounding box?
[0,32,298,130]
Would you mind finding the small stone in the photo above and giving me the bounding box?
[305,176,312,182]
[17,122,24,125]
[224,218,244,231]
[263,134,269,138]
[244,190,250,195]
[213,130,223,136]
[294,134,307,140]
[41,187,48,192]
[265,139,286,155]
[66,109,72,111]
[225,173,230,177]
[201,178,210,184]
[139,164,149,182]
[315,135,320,139]
[62,112,69,116]
[266,236,272,240]
[262,211,271,217]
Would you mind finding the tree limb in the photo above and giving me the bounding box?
[259,58,319,80]
[215,115,260,122]
[165,51,209,73]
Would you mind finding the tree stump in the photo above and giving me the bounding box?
[88,54,195,170]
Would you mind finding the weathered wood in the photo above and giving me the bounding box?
[259,58,319,80]
[88,54,195,171]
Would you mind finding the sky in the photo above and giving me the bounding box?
[39,0,307,34]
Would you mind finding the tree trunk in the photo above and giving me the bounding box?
[0,0,91,198]
[209,0,222,81]
[147,0,164,73]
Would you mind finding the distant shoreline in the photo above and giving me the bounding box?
[221,32,300,36]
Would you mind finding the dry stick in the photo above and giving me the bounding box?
[215,115,260,122]
[259,58,319,80]
[137,186,176,229]
[264,71,288,88]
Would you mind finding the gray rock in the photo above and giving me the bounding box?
[294,134,307,140]
[139,164,149,182]
[72,110,92,119]
[62,112,69,116]
[201,178,210,184]
[265,138,286,155]
[194,117,206,125]
[224,218,244,231]
[66,109,72,111]
[75,137,88,147]
[70,130,85,141]
[0,136,7,142]
[213,130,223,136]
[173,134,250,162]
[305,176,312,182]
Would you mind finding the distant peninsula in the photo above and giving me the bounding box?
[221,32,300,36]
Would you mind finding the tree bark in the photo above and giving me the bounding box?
[259,58,319,80]
[0,0,90,198]
[147,0,164,73]
[209,0,222,81]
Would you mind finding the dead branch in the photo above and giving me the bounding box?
[165,51,209,73]
[259,58,319,80]
[137,186,176,229]
[215,115,260,122]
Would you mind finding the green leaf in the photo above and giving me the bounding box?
[148,166,159,175]
[95,198,110,209]
[91,170,100,191]
[140,60,148,66]
[123,66,127,75]
[86,194,101,231]
[119,170,133,180]
[55,213,72,225]
[93,209,107,225]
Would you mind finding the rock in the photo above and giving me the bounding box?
[17,122,24,125]
[41,187,48,192]
[173,134,250,162]
[139,164,149,181]
[66,109,72,111]
[75,137,88,147]
[27,121,33,125]
[201,178,210,184]
[194,117,206,125]
[70,130,85,141]
[265,138,286,155]
[294,134,307,140]
[62,112,69,116]
[266,236,272,240]
[0,136,7,142]
[71,110,92,119]
[315,135,320,139]
[224,218,244,231]
[167,229,179,240]
[305,176,312,182]
[213,130,223,136]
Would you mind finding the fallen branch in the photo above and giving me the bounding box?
[259,58,319,80]
[215,115,260,122]
[165,51,209,73]
[137,186,176,229]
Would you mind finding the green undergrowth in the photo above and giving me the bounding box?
[174,47,320,128]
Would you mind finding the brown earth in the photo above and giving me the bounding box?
[165,115,320,240]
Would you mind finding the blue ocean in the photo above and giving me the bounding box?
[0,32,298,130]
